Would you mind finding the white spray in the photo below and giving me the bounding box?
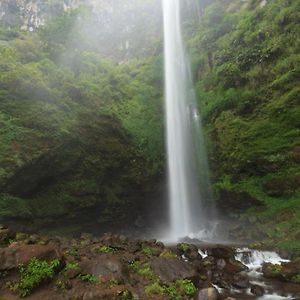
[162,0,213,240]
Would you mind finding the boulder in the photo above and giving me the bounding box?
[281,260,300,280]
[262,263,283,279]
[197,287,219,300]
[0,244,62,270]
[186,245,202,261]
[251,284,264,296]
[207,247,234,259]
[232,274,249,289]
[151,257,198,283]
[80,254,128,281]
[0,227,15,244]
[223,259,248,274]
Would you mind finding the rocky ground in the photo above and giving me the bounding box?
[0,225,300,300]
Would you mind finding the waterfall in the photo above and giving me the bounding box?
[162,0,214,240]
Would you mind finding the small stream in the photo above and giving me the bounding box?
[203,248,300,300]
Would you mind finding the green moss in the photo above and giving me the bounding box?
[159,250,177,258]
[64,262,80,271]
[128,260,155,280]
[137,263,155,280]
[142,246,154,257]
[144,281,165,295]
[95,245,115,254]
[291,274,300,284]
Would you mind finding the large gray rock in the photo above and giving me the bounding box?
[0,244,62,270]
[80,254,128,281]
[197,287,219,300]
[151,257,198,283]
[251,284,264,296]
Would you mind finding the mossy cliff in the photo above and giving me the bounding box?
[188,0,300,249]
[0,0,299,249]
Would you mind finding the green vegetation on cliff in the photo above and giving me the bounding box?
[188,0,300,247]
[0,0,299,248]
[0,7,164,228]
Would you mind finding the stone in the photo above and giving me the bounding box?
[223,259,248,274]
[232,274,249,289]
[197,287,219,300]
[80,254,128,281]
[186,244,202,261]
[262,263,283,279]
[65,268,81,279]
[151,257,198,283]
[207,247,234,259]
[251,284,264,296]
[0,227,14,244]
[281,260,300,280]
[0,244,62,270]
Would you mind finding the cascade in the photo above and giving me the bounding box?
[162,0,213,240]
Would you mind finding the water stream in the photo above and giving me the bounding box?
[162,0,213,241]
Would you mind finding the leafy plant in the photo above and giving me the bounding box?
[17,258,60,297]
[64,262,80,271]
[176,279,197,296]
[78,274,97,284]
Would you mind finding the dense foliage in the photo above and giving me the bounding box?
[188,0,300,248]
[0,5,164,229]
[0,0,299,248]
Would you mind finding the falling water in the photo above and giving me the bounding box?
[162,0,213,240]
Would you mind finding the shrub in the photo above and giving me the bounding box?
[17,258,60,297]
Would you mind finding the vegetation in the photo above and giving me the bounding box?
[144,279,197,299]
[0,2,164,229]
[78,274,97,284]
[17,258,60,297]
[0,0,299,248]
[186,0,300,247]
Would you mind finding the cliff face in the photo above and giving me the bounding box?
[0,0,162,59]
[0,0,78,30]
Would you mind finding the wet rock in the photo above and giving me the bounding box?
[0,227,14,244]
[15,232,30,241]
[80,254,128,281]
[282,260,300,277]
[223,259,248,274]
[127,241,142,253]
[151,257,198,283]
[216,258,226,270]
[197,287,219,300]
[65,268,81,279]
[186,245,202,261]
[262,263,283,279]
[251,284,264,296]
[207,247,234,259]
[232,274,249,289]
[0,244,62,270]
[177,243,201,261]
[218,279,231,290]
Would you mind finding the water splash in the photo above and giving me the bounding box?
[162,0,214,240]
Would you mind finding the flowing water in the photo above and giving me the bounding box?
[162,0,213,240]
[197,248,298,299]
